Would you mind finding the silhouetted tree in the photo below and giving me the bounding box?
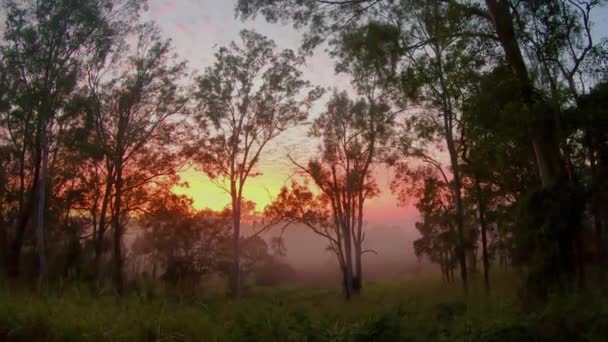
[191,30,322,298]
[84,23,188,293]
[0,0,144,282]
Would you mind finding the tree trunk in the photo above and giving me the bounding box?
[587,133,606,281]
[6,188,36,278]
[354,246,362,294]
[231,194,242,299]
[598,134,608,278]
[485,0,577,292]
[433,30,468,292]
[112,162,124,295]
[354,203,363,295]
[484,0,566,188]
[0,213,6,276]
[575,231,586,289]
[18,136,26,214]
[341,265,355,300]
[445,119,468,293]
[475,180,491,294]
[35,124,49,285]
[94,169,114,282]
[449,254,455,283]
[342,224,355,300]
[6,134,41,278]
[441,249,450,283]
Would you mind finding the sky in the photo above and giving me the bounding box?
[140,0,608,272]
[141,0,608,245]
[143,0,416,228]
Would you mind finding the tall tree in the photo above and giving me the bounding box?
[191,30,322,298]
[0,0,144,281]
[265,90,393,298]
[84,23,188,293]
[236,0,608,293]
[393,163,457,283]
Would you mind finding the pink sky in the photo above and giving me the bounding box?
[141,0,608,271]
[144,0,417,228]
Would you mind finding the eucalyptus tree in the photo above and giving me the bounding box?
[236,0,563,187]
[262,84,394,299]
[84,23,188,293]
[413,168,457,283]
[264,180,357,297]
[0,0,144,281]
[235,0,606,196]
[237,0,485,293]
[573,82,608,281]
[191,30,322,298]
[236,0,608,292]
[330,2,490,291]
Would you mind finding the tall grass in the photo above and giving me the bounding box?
[0,271,606,341]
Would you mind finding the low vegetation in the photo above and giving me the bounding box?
[1,272,607,341]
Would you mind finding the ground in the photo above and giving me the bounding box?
[1,272,607,341]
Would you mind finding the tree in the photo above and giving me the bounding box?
[239,0,563,188]
[265,90,393,298]
[265,181,356,296]
[132,193,233,287]
[395,1,492,292]
[236,0,608,294]
[191,30,322,298]
[84,23,188,293]
[334,2,489,292]
[394,163,457,283]
[572,82,608,282]
[0,0,144,281]
[459,64,544,292]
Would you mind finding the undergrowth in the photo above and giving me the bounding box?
[0,272,606,341]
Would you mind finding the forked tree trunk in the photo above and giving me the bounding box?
[94,169,114,281]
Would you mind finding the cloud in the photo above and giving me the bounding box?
[161,0,176,12]
[174,22,191,35]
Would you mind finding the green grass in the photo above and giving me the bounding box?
[0,272,607,341]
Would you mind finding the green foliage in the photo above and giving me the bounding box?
[192,29,323,182]
[515,183,586,297]
[1,274,608,341]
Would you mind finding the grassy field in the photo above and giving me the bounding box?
[1,272,607,341]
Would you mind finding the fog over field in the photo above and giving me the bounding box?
[249,216,429,286]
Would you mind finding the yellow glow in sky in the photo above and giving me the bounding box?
[173,165,414,227]
[173,167,292,212]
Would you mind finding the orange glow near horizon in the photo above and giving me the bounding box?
[173,165,416,226]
